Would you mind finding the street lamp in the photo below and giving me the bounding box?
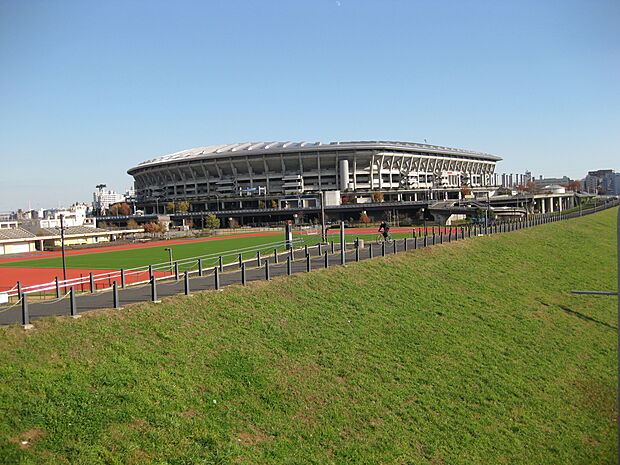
[60,214,67,288]
[164,247,173,273]
[320,191,326,242]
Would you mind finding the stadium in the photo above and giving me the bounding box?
[128,141,501,214]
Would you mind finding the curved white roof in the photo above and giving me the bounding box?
[129,140,500,173]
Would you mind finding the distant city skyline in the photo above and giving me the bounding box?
[1,0,618,211]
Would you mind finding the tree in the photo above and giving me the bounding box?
[524,181,540,193]
[204,214,220,229]
[177,201,190,213]
[108,204,120,216]
[567,180,581,192]
[119,202,131,216]
[127,219,139,229]
[359,212,372,224]
[270,200,278,208]
[143,222,161,234]
[166,202,175,213]
[372,191,384,202]
[258,200,266,209]
[461,187,472,197]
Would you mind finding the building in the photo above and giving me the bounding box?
[603,172,620,196]
[93,186,126,215]
[533,176,571,186]
[128,141,501,213]
[584,169,614,194]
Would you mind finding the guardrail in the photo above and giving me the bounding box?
[1,237,307,303]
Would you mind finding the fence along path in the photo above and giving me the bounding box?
[0,199,618,327]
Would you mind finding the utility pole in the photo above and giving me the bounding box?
[165,248,173,273]
[60,214,67,287]
[320,190,326,242]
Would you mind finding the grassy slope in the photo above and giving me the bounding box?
[0,209,616,464]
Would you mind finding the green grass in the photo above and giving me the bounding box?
[0,208,616,464]
[0,235,294,271]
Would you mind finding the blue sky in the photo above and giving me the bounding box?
[1,0,618,211]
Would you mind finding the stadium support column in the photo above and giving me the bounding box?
[339,159,349,191]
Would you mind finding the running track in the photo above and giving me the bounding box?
[0,227,438,291]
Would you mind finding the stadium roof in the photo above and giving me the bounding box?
[129,141,501,172]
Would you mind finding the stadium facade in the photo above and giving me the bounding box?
[128,141,501,214]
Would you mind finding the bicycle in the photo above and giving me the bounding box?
[376,232,393,244]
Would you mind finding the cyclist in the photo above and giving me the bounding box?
[378,220,391,241]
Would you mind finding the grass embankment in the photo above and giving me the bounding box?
[0,208,617,464]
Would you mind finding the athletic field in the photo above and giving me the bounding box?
[0,227,424,291]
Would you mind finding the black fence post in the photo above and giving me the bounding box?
[149,264,153,280]
[257,250,261,267]
[369,243,374,258]
[381,241,386,257]
[286,257,292,275]
[55,276,60,298]
[424,235,427,247]
[324,251,329,268]
[219,256,224,272]
[355,245,360,262]
[120,268,125,288]
[330,241,335,254]
[238,253,243,268]
[241,263,246,285]
[21,294,31,328]
[214,267,220,290]
[17,280,22,299]
[393,239,397,254]
[318,242,322,255]
[265,259,270,281]
[89,272,94,293]
[184,272,190,296]
[174,261,179,280]
[113,281,120,308]
[274,248,278,264]
[289,247,294,261]
[403,237,408,251]
[306,254,311,272]
[304,245,308,257]
[69,287,77,318]
[198,258,203,276]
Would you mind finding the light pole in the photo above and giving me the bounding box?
[320,191,326,242]
[485,191,490,232]
[60,214,67,288]
[164,247,173,273]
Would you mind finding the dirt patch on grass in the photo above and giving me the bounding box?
[235,425,271,445]
[9,428,47,449]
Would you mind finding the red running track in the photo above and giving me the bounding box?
[0,232,282,264]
